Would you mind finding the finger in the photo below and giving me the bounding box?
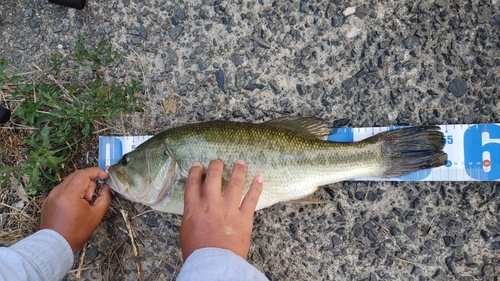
[84,181,97,202]
[67,167,109,196]
[240,175,263,215]
[184,162,203,207]
[90,185,112,219]
[67,168,109,198]
[223,159,247,207]
[202,159,224,201]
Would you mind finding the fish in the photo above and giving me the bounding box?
[105,117,448,215]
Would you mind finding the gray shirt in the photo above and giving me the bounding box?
[0,229,268,281]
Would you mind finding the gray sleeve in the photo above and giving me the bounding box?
[0,229,74,281]
[177,247,268,281]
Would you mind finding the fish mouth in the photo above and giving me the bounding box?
[105,173,127,194]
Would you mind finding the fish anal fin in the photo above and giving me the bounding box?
[288,194,328,205]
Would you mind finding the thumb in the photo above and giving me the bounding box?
[91,185,112,218]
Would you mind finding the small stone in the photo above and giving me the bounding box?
[364,227,377,242]
[171,16,180,25]
[411,266,422,275]
[404,36,419,49]
[435,0,447,7]
[29,19,41,29]
[404,225,419,240]
[448,77,468,97]
[333,118,350,127]
[352,223,363,238]
[197,59,208,71]
[146,217,158,227]
[432,268,446,281]
[343,7,356,17]
[24,9,33,18]
[215,70,226,93]
[443,235,454,246]
[166,48,178,65]
[75,19,84,28]
[173,7,186,20]
[379,40,391,49]
[354,191,364,200]
[168,25,183,39]
[491,14,500,27]
[342,77,356,90]
[331,235,342,247]
[196,107,205,117]
[139,25,148,39]
[354,6,370,19]
[244,83,265,91]
[296,84,306,96]
[480,229,490,242]
[331,14,345,27]
[131,37,140,45]
[85,246,99,260]
[347,26,362,38]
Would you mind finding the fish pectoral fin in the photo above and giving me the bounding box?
[287,194,328,204]
[263,116,332,140]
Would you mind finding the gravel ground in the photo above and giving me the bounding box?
[1,0,499,280]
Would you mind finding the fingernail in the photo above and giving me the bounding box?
[192,162,202,168]
[256,175,264,184]
[235,159,245,166]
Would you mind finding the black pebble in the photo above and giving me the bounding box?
[215,69,226,93]
[333,118,350,127]
[0,106,11,124]
[146,217,158,227]
[448,77,468,97]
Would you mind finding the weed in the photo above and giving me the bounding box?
[0,39,143,195]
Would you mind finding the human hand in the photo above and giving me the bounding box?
[40,167,112,253]
[179,159,263,261]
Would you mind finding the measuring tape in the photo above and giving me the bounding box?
[99,124,500,182]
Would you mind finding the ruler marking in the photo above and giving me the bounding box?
[99,124,500,181]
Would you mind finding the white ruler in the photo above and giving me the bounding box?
[99,124,500,181]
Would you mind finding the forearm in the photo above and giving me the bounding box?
[0,229,74,281]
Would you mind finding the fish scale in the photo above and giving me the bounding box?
[102,118,448,215]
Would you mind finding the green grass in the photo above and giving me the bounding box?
[0,39,143,195]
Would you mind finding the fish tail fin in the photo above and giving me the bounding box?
[366,126,448,178]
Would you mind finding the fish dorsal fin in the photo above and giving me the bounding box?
[263,117,332,140]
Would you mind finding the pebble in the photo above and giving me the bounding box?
[85,246,99,260]
[343,7,356,17]
[215,69,226,93]
[346,26,362,38]
[432,268,447,281]
[491,14,500,27]
[296,84,306,96]
[75,19,84,28]
[139,25,148,39]
[341,78,356,90]
[146,217,158,227]
[131,37,140,45]
[448,78,468,97]
[168,25,183,39]
[173,7,186,20]
[24,9,33,18]
[404,36,419,49]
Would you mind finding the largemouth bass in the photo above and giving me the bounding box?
[106,117,447,215]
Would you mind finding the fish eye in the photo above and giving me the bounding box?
[121,154,130,165]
